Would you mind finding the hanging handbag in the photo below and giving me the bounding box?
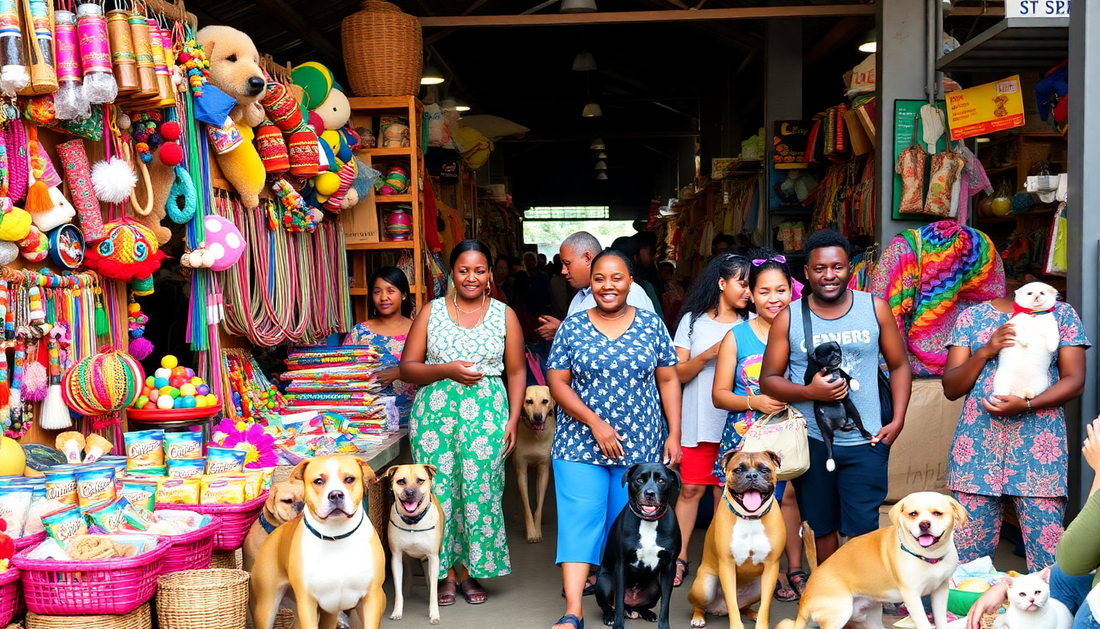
[737,407,810,481]
[923,147,966,217]
[896,114,927,214]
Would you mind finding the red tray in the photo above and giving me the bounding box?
[126,406,221,421]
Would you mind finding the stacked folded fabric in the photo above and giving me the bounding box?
[281,347,390,427]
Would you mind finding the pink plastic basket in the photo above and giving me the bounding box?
[157,492,267,551]
[12,537,170,615]
[0,567,22,625]
[14,531,46,551]
[160,516,222,574]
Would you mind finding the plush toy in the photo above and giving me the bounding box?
[196,26,267,209]
[83,219,165,296]
[292,62,359,167]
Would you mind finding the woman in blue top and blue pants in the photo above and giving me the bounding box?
[546,250,683,629]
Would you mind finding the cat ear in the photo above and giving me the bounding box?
[1002,575,1015,589]
[1039,566,1051,583]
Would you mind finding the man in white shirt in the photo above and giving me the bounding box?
[536,231,654,340]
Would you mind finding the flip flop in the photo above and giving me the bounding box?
[438,578,458,606]
[774,579,798,602]
[674,559,690,588]
[787,570,809,598]
[459,578,487,605]
[553,614,584,629]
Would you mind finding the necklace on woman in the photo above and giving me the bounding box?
[597,308,628,320]
[750,318,770,342]
[454,292,487,327]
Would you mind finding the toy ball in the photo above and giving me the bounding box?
[159,142,184,167]
[145,376,155,387]
[0,435,25,475]
[202,215,247,272]
[205,394,218,406]
[185,368,195,379]
[61,349,145,416]
[315,171,340,196]
[195,396,208,408]
[161,355,178,369]
[182,396,196,409]
[196,384,210,395]
[180,383,196,397]
[190,376,202,386]
[154,368,170,379]
[135,395,149,409]
[172,367,186,378]
[154,377,168,389]
[157,395,174,409]
[148,389,159,402]
[173,397,183,408]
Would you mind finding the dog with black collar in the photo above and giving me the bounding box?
[243,480,305,573]
[595,462,681,629]
[383,464,445,624]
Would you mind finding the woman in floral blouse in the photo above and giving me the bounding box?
[401,240,527,606]
[943,295,1089,570]
[343,266,417,425]
[546,249,682,629]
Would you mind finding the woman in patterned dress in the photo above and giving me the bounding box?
[343,266,417,425]
[546,249,682,629]
[400,240,527,605]
[943,294,1089,570]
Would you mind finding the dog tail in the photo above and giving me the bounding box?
[801,521,818,573]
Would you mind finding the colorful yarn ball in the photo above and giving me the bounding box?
[62,349,145,416]
[83,218,165,283]
[160,121,181,141]
[159,142,183,166]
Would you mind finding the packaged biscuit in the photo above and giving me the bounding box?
[41,504,88,543]
[242,471,264,501]
[0,485,33,538]
[167,458,206,480]
[84,498,127,533]
[200,475,247,505]
[124,429,165,470]
[156,477,200,505]
[118,478,158,512]
[74,466,117,509]
[125,467,167,479]
[118,500,153,532]
[43,469,78,505]
[205,447,246,475]
[164,432,203,461]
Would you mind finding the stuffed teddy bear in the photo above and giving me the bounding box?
[196,26,267,209]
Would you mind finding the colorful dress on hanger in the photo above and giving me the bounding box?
[343,323,416,425]
[409,298,510,578]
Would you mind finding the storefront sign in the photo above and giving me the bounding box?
[946,75,1025,141]
[1006,0,1070,18]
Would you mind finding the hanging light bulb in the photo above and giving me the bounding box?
[454,98,470,112]
[858,29,876,53]
[590,137,606,150]
[561,0,597,13]
[572,51,597,72]
[440,97,458,110]
[421,63,445,85]
[596,171,608,180]
[596,152,607,159]
[582,102,603,118]
[594,160,608,170]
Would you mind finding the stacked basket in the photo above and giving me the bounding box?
[157,569,249,629]
[158,492,267,551]
[341,0,423,96]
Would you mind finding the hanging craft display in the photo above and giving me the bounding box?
[105,8,137,95]
[0,0,27,96]
[75,2,117,103]
[61,348,144,420]
[47,223,84,269]
[53,9,90,120]
[203,214,246,272]
[128,295,152,360]
[56,139,106,242]
[20,0,58,95]
[82,218,165,295]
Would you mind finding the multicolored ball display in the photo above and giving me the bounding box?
[131,355,220,411]
[61,348,145,416]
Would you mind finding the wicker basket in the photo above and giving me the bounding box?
[160,516,222,574]
[26,602,152,629]
[13,538,171,615]
[369,473,393,550]
[157,492,266,551]
[0,567,22,626]
[14,530,46,551]
[208,549,242,570]
[156,569,249,629]
[341,0,423,97]
[273,608,295,629]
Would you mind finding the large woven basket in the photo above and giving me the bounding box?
[0,567,22,626]
[157,492,267,551]
[274,608,295,629]
[208,549,242,570]
[160,516,222,574]
[156,569,249,629]
[342,0,423,96]
[26,602,152,629]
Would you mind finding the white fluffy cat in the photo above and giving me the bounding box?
[992,282,1060,400]
[992,568,1072,629]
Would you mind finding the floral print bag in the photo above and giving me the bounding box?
[896,114,927,214]
[923,145,967,217]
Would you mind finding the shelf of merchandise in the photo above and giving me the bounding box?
[344,96,426,322]
[937,17,1068,73]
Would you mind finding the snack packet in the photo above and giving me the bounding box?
[125,466,167,479]
[205,447,246,474]
[257,467,275,491]
[84,498,127,533]
[0,485,33,538]
[41,504,88,543]
[118,478,158,512]
[167,458,206,480]
[164,431,203,461]
[74,466,117,509]
[156,478,201,505]
[124,430,165,470]
[43,469,78,505]
[242,471,264,501]
[201,475,247,505]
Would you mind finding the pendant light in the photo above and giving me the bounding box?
[596,152,607,159]
[596,171,608,180]
[590,138,606,150]
[858,29,876,53]
[572,51,597,72]
[454,99,470,112]
[582,102,603,118]
[421,63,445,85]
[561,0,597,13]
[594,160,607,170]
[440,97,457,110]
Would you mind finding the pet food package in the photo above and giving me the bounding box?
[200,474,247,505]
[43,468,79,505]
[74,466,117,509]
[118,478,158,512]
[156,477,200,505]
[164,432,203,461]
[0,485,33,538]
[205,446,246,475]
[167,458,206,479]
[125,429,165,470]
[41,504,88,543]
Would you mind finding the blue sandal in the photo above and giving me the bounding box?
[553,614,584,629]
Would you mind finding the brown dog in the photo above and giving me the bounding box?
[513,385,555,543]
[195,25,266,127]
[384,464,444,624]
[250,455,386,629]
[687,450,786,629]
[776,491,968,629]
[243,480,305,573]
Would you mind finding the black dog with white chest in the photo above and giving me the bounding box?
[595,463,681,629]
[806,341,871,471]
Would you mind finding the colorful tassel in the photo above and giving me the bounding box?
[24,125,51,214]
[21,341,47,402]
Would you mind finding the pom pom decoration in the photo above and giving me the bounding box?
[0,202,32,243]
[128,295,153,360]
[91,157,137,204]
[21,341,47,403]
[62,347,145,421]
[160,120,180,141]
[17,225,48,262]
[82,218,165,294]
[158,141,183,166]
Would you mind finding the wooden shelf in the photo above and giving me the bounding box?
[374,194,413,203]
[347,95,421,111]
[350,284,424,296]
[346,241,415,251]
[359,147,416,158]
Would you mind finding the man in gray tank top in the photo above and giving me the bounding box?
[760,229,912,562]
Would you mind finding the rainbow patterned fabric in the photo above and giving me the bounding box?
[870,220,1005,376]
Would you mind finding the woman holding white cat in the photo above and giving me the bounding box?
[943,282,1089,571]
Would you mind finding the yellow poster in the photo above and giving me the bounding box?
[946,75,1026,140]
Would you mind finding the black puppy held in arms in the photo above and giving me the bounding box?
[805,341,871,472]
[595,463,681,629]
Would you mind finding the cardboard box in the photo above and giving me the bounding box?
[343,155,381,244]
[886,378,964,503]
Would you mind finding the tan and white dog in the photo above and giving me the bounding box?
[384,464,444,624]
[250,455,386,629]
[776,491,969,629]
[688,450,787,629]
[513,385,555,543]
[243,480,305,573]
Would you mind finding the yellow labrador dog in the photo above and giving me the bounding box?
[513,385,555,543]
[777,491,968,629]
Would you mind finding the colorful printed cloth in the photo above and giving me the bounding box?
[946,301,1090,498]
[870,220,1005,376]
[343,323,416,425]
[953,491,1065,572]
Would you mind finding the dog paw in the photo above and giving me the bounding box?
[690,619,707,628]
[430,616,440,625]
[603,613,616,627]
[850,378,860,391]
[390,612,403,621]
[637,609,657,622]
[826,459,836,472]
[526,531,543,543]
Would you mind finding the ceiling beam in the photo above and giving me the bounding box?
[510,130,699,142]
[251,0,342,64]
[417,5,876,28]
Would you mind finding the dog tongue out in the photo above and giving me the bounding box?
[402,500,419,513]
[918,534,936,547]
[741,491,763,512]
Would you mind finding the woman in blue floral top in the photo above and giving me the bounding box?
[344,266,418,425]
[943,294,1089,571]
[546,249,682,629]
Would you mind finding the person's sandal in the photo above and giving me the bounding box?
[673,559,690,588]
[787,570,809,598]
[459,578,488,605]
[553,614,584,629]
[774,579,798,602]
[438,578,458,606]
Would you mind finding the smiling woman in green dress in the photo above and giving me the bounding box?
[400,239,527,606]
